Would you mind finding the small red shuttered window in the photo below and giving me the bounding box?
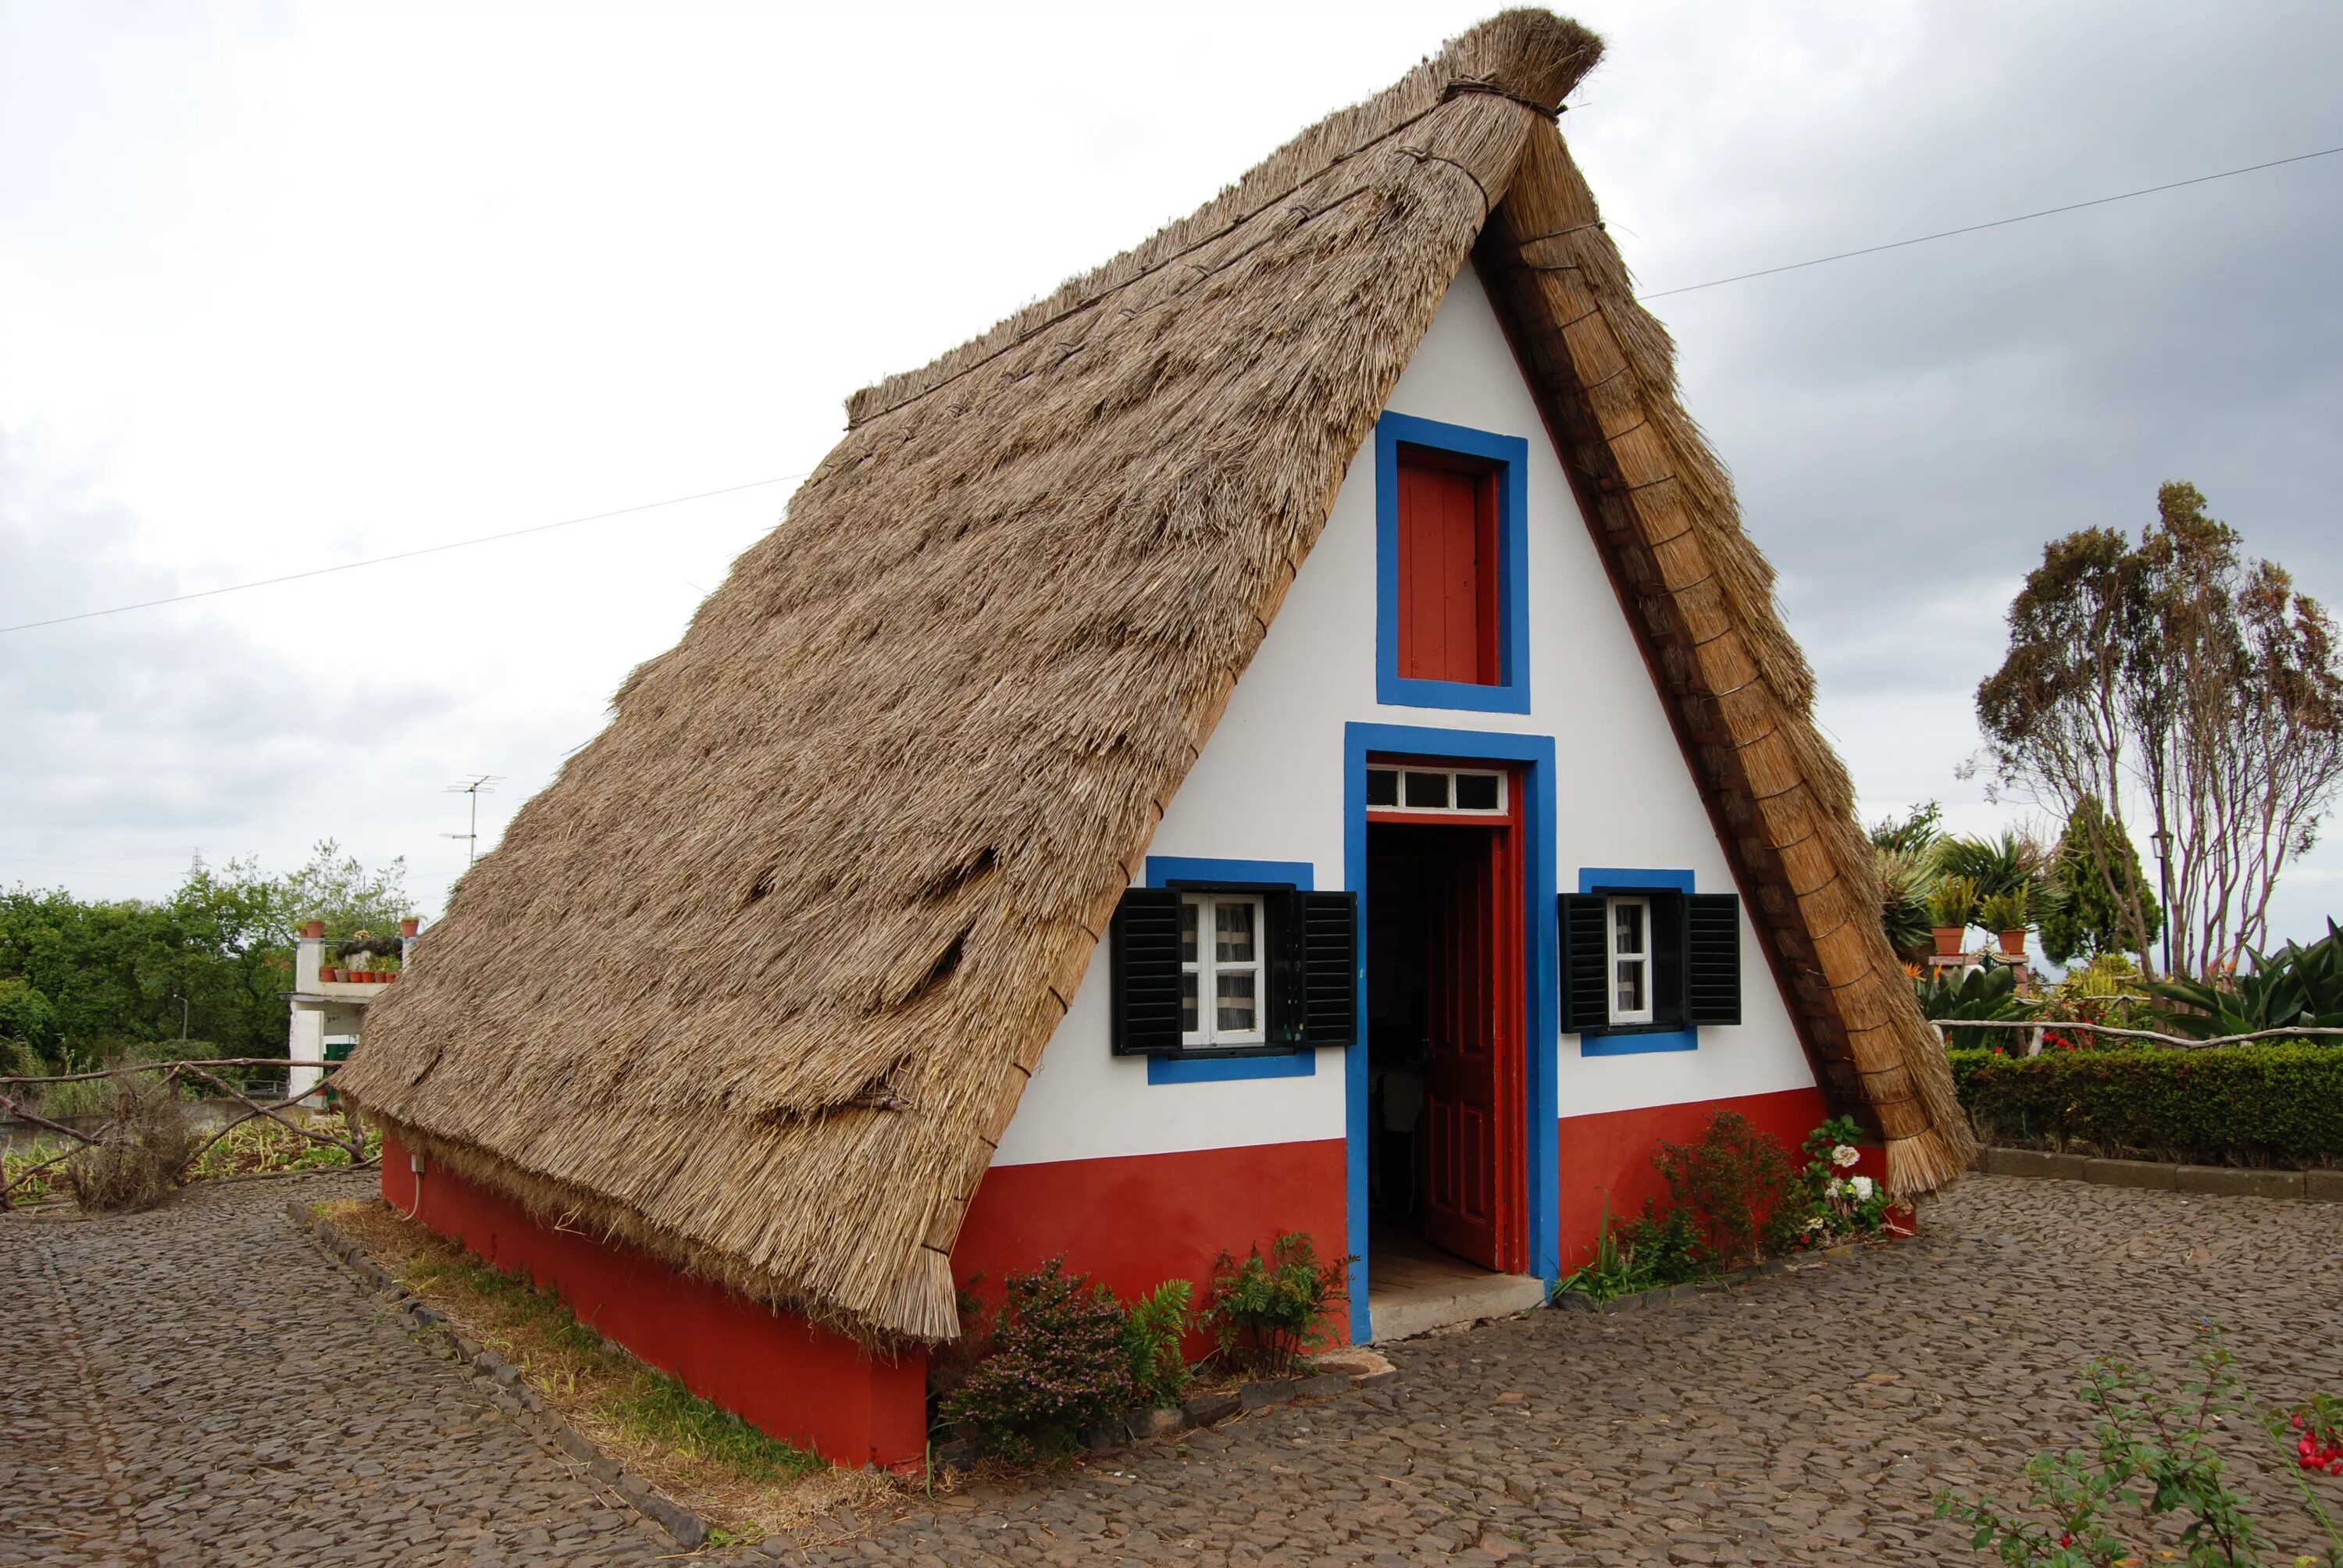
[1395,447,1500,686]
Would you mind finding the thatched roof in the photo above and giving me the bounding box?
[338,9,1973,1345]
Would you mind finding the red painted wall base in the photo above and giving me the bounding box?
[1556,1085,1844,1270]
[378,1131,926,1469]
[953,1139,1350,1355]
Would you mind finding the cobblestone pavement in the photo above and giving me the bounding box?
[7,1173,2341,1566]
[2,1172,673,1567]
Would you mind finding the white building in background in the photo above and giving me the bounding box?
[286,918,416,1105]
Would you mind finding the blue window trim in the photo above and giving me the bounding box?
[1140,857,1318,1085]
[1344,723,1560,1339]
[1375,412,1532,715]
[1574,866,1699,1057]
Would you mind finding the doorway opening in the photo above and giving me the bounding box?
[1363,758,1542,1336]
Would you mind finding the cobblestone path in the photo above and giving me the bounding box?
[6,1172,2340,1566]
[2,1172,672,1567]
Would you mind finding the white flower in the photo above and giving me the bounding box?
[1803,1217,1828,1233]
[1850,1175,1875,1201]
[1831,1144,1861,1168]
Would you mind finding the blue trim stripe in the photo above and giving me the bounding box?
[1573,866,1700,1057]
[1374,412,1532,715]
[1147,1051,1316,1085]
[1140,856,1318,1085]
[1345,722,1560,1339]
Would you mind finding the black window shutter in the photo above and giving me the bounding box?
[1651,891,1688,1028]
[1110,888,1183,1055]
[1299,891,1358,1046]
[1558,893,1608,1032]
[1685,893,1743,1027]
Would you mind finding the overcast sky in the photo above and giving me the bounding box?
[3,1,2338,945]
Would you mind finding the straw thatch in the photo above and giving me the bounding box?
[338,8,1970,1347]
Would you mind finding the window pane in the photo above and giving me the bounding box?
[1216,970,1257,1034]
[1403,771,1450,808]
[1616,958,1645,1014]
[1181,971,1198,1034]
[1614,900,1643,956]
[1365,768,1399,807]
[1214,899,1256,963]
[1180,897,1199,965]
[1453,772,1500,811]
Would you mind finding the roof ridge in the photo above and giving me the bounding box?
[843,9,1601,429]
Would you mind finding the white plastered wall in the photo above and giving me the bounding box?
[993,267,1817,1169]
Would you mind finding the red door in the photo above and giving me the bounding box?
[1414,821,1525,1274]
[1396,454,1500,686]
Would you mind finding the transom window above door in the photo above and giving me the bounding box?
[1365,764,1507,814]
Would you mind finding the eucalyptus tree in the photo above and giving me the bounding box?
[1976,483,2343,977]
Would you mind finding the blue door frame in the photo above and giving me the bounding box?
[1343,722,1560,1342]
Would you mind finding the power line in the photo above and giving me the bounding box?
[8,144,2339,636]
[1637,144,2343,301]
[0,471,811,636]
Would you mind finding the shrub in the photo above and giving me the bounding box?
[1120,1279,1193,1409]
[63,1075,193,1211]
[1555,1199,1704,1302]
[1771,1115,1901,1251]
[2145,918,2343,1039]
[1653,1110,1792,1270]
[1950,1042,2343,1166]
[1935,1331,2343,1565]
[1204,1232,1350,1381]
[940,1258,1134,1461]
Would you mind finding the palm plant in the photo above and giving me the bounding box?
[1875,847,1941,963]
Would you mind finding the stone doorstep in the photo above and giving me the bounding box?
[283,1200,711,1552]
[1977,1146,2336,1203]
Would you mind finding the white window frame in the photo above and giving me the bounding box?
[1607,896,1654,1026]
[1180,893,1268,1048]
[1365,765,1507,815]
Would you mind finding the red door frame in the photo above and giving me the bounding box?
[1366,755,1528,1275]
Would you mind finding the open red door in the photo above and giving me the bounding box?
[1413,814,1525,1274]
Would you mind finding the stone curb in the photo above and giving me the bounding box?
[1976,1146,2341,1203]
[284,1199,711,1551]
[934,1351,1399,1469]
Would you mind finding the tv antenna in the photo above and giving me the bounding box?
[442,775,503,866]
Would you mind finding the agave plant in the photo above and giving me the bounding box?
[1914,962,2031,1051]
[2145,919,2343,1039]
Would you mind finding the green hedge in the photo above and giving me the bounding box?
[1949,1042,2343,1167]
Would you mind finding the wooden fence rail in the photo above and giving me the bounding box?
[1929,1021,2343,1051]
[0,1057,372,1209]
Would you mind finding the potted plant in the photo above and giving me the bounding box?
[1925,875,1977,957]
[1979,886,2030,957]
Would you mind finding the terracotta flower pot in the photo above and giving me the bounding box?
[321,967,341,983]
[1932,926,1963,957]
[1997,929,2026,957]
[400,918,420,937]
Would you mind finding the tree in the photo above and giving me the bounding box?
[2038,796,2162,965]
[1976,483,2343,976]
[0,842,412,1071]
